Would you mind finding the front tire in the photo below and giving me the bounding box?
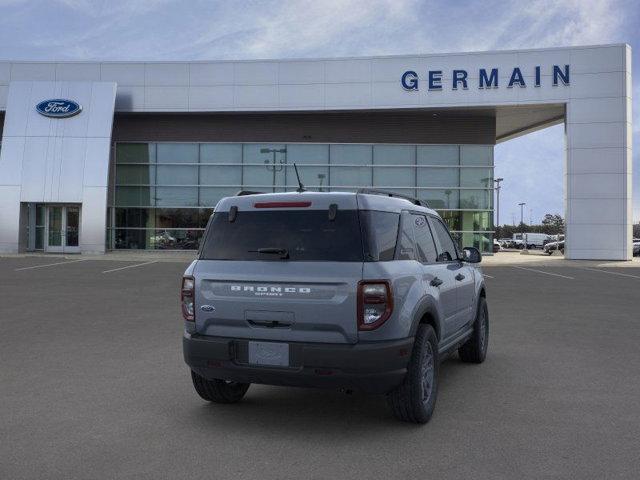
[459,296,489,363]
[190,370,250,404]
[387,324,439,424]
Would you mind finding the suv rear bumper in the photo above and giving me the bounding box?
[183,332,413,394]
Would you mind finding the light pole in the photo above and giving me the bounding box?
[494,178,503,227]
[261,147,287,192]
[518,202,527,253]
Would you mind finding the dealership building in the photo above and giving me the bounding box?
[0,44,633,259]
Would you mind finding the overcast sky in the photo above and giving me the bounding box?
[0,0,637,225]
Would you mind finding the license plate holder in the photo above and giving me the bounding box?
[248,341,290,367]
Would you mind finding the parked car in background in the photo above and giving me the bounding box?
[633,238,640,256]
[498,238,515,249]
[493,239,501,253]
[513,233,553,249]
[544,240,565,255]
[546,234,565,244]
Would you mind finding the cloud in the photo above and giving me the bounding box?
[0,0,633,60]
[486,0,625,49]
[231,0,421,58]
[54,0,174,17]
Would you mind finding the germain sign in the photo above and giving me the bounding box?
[36,99,82,118]
[401,65,570,91]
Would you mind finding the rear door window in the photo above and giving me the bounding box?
[200,210,363,261]
[412,214,438,263]
[429,217,459,262]
[396,211,416,260]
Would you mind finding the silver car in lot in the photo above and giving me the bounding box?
[544,240,565,255]
[182,190,488,423]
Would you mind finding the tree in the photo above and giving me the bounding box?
[493,213,565,239]
[541,214,564,230]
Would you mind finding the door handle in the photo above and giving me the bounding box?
[430,277,443,287]
[455,273,465,281]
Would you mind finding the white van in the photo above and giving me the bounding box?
[512,233,552,249]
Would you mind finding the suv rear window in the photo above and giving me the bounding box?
[199,209,400,262]
[200,210,364,261]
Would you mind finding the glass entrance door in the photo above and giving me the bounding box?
[47,207,64,252]
[45,205,81,253]
[65,206,80,252]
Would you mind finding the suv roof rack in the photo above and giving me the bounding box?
[236,190,265,196]
[357,188,429,208]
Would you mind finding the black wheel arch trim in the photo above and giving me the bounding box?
[477,282,487,310]
[409,296,443,341]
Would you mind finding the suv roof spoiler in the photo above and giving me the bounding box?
[235,188,429,208]
[357,188,429,208]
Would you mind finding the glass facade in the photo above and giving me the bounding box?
[109,142,494,252]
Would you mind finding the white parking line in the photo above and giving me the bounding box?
[102,261,158,274]
[15,259,86,271]
[482,273,494,279]
[580,267,640,279]
[512,266,575,280]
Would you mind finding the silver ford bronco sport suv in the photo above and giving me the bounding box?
[182,189,488,423]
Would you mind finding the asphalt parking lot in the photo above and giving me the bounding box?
[1,256,640,479]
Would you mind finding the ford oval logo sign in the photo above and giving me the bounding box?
[36,99,82,118]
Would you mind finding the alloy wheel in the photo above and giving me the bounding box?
[421,343,435,403]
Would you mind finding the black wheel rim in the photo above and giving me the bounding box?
[479,307,488,353]
[421,342,435,403]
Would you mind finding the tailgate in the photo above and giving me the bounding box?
[194,260,362,344]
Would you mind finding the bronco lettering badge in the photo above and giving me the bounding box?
[230,285,311,297]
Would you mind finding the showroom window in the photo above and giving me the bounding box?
[109,143,494,251]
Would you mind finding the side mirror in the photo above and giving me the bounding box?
[462,247,482,263]
[437,252,453,262]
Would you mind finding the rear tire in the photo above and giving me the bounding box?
[458,297,489,363]
[190,370,250,403]
[387,324,439,424]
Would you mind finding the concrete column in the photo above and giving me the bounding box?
[80,186,108,254]
[564,45,632,260]
[0,187,21,252]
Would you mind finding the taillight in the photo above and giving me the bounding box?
[357,281,393,330]
[181,276,195,321]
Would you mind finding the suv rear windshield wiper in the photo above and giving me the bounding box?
[248,247,290,259]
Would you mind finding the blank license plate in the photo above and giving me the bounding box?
[248,341,290,367]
